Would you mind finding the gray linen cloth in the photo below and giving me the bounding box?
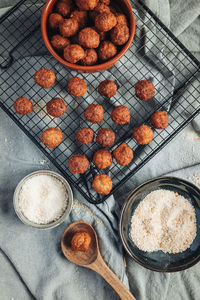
[0,0,200,299]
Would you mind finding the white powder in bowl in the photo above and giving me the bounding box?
[130,190,197,254]
[19,174,68,224]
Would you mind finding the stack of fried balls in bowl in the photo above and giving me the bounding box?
[41,0,136,72]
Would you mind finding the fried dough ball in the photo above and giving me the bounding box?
[84,104,104,123]
[96,128,115,147]
[151,111,168,129]
[68,154,89,174]
[98,79,117,98]
[76,128,94,144]
[93,149,112,169]
[34,69,56,88]
[63,44,85,63]
[90,3,110,21]
[78,27,100,48]
[111,105,130,125]
[59,18,79,37]
[113,144,133,166]
[48,13,64,30]
[51,34,70,51]
[98,41,117,61]
[95,12,117,32]
[92,174,112,195]
[75,0,99,10]
[67,77,87,97]
[100,0,110,4]
[80,49,98,66]
[115,13,128,25]
[14,97,33,115]
[133,125,154,144]
[70,10,87,29]
[110,24,130,45]
[71,232,91,251]
[41,127,63,148]
[46,98,66,117]
[56,0,72,17]
[135,80,155,101]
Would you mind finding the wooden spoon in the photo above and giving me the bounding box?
[61,221,136,300]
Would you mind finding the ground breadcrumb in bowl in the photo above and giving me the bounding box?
[119,176,200,272]
[13,170,73,229]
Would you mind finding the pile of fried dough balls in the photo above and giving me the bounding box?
[48,0,130,65]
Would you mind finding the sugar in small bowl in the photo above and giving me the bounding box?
[13,170,73,229]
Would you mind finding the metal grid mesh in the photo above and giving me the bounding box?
[0,0,200,204]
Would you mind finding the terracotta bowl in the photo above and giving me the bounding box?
[41,0,136,73]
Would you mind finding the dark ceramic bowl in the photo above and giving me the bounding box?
[41,0,136,73]
[119,176,200,272]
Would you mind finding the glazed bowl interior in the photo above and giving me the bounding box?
[41,0,136,73]
[119,177,200,272]
[13,170,73,229]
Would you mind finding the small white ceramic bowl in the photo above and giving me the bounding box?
[13,170,73,229]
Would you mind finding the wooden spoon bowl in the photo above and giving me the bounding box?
[61,221,136,300]
[61,221,98,266]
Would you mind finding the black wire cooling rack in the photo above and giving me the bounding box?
[0,0,200,204]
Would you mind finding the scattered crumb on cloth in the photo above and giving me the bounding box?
[72,199,103,226]
[130,190,196,254]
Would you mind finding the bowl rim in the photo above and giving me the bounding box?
[41,0,136,72]
[13,170,73,229]
[119,175,200,272]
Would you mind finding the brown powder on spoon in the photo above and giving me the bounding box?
[130,190,197,254]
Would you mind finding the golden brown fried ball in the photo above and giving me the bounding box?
[70,10,87,29]
[59,18,79,37]
[110,24,129,45]
[46,98,66,117]
[41,127,63,148]
[96,128,115,147]
[95,12,117,32]
[98,79,117,98]
[76,0,98,10]
[78,27,100,48]
[133,125,154,144]
[68,154,89,174]
[113,144,133,166]
[80,49,98,66]
[84,104,104,123]
[34,69,56,88]
[76,128,94,144]
[63,44,85,63]
[67,77,87,97]
[51,34,70,51]
[151,111,168,129]
[100,0,110,4]
[48,13,64,30]
[56,0,72,17]
[90,2,110,21]
[92,174,112,195]
[71,232,91,251]
[135,80,155,101]
[14,97,33,115]
[115,13,128,25]
[98,41,117,61]
[111,105,130,125]
[93,149,112,169]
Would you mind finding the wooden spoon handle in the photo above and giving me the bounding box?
[89,255,136,300]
